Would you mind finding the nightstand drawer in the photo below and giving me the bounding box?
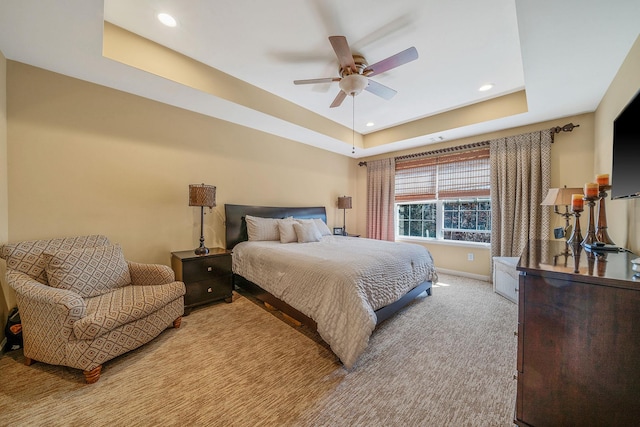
[184,276,232,306]
[182,256,231,282]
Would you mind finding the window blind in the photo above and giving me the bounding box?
[395,147,490,202]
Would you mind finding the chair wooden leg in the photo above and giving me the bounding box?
[24,357,35,366]
[173,316,182,329]
[84,365,102,384]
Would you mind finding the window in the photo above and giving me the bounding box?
[442,198,491,243]
[395,147,491,243]
[398,202,436,238]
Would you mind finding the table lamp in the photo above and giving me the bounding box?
[338,196,352,236]
[541,186,583,239]
[189,183,216,255]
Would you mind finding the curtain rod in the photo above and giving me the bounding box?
[358,141,489,167]
[358,122,580,166]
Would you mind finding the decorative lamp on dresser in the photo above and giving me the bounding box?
[515,240,640,426]
[171,248,233,314]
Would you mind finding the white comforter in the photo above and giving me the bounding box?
[232,235,437,368]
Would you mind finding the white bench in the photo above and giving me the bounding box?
[493,256,519,303]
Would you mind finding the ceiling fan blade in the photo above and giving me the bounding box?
[365,79,397,100]
[329,36,356,72]
[365,47,418,76]
[294,77,341,85]
[330,90,347,108]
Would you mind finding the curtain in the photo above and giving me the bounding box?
[367,158,396,241]
[490,130,552,258]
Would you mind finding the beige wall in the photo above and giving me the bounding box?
[0,50,9,345]
[355,113,596,278]
[5,62,357,266]
[594,35,640,253]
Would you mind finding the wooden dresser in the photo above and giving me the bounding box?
[515,240,640,426]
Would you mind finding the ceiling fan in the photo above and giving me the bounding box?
[293,35,418,108]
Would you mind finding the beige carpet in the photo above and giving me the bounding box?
[0,274,518,427]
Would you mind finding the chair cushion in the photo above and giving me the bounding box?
[44,244,131,298]
[0,235,110,284]
[73,282,185,340]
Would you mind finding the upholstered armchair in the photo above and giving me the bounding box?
[0,235,186,383]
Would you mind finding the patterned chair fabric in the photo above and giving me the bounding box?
[0,235,185,383]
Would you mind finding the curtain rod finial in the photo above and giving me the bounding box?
[552,123,580,134]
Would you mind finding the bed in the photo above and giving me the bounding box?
[225,204,437,368]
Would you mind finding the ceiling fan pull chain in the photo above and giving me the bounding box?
[352,95,356,155]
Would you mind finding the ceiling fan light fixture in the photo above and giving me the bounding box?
[339,74,368,96]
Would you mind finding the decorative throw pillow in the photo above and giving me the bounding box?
[43,244,131,298]
[278,218,298,243]
[293,221,322,243]
[312,218,332,236]
[245,215,280,241]
[0,235,111,285]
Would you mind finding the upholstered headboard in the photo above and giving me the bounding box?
[224,204,327,250]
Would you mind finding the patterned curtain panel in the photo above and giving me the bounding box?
[490,130,552,258]
[367,158,396,241]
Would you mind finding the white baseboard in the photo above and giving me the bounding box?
[436,268,490,283]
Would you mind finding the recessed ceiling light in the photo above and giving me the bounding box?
[366,122,375,127]
[157,13,177,27]
[479,83,494,92]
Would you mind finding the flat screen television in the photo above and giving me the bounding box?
[611,90,640,199]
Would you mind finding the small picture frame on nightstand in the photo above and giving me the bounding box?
[333,227,343,235]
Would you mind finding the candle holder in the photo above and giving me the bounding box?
[581,196,598,247]
[595,184,615,245]
[567,208,583,246]
[587,249,596,275]
[596,252,608,277]
[570,243,583,274]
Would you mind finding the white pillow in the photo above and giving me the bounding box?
[245,215,280,241]
[293,221,322,243]
[278,218,298,243]
[312,218,332,236]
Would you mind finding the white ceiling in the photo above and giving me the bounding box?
[0,1,638,158]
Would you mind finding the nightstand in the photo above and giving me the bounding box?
[171,248,232,314]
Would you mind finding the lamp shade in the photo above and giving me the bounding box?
[189,184,216,207]
[541,187,583,206]
[338,196,352,209]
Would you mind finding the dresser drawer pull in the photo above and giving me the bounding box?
[207,287,212,293]
[207,267,212,272]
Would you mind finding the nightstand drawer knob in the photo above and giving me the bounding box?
[207,267,212,272]
[207,287,212,293]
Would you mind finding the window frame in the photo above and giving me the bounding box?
[396,197,491,244]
